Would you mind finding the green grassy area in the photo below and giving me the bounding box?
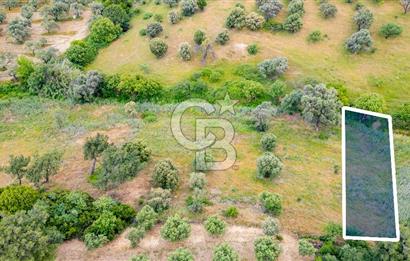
[1,97,408,234]
[88,0,410,111]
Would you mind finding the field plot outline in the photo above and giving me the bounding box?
[342,106,400,242]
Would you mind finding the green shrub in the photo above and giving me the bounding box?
[223,206,239,218]
[262,217,280,236]
[213,79,269,106]
[197,0,207,10]
[143,12,153,19]
[259,191,282,215]
[152,159,180,190]
[215,30,230,45]
[15,56,34,86]
[379,23,402,39]
[103,4,130,30]
[154,14,163,22]
[84,211,125,241]
[135,205,158,230]
[225,7,246,29]
[192,151,214,172]
[204,216,226,236]
[194,30,206,45]
[260,133,277,151]
[168,10,181,24]
[354,93,385,112]
[149,38,168,58]
[160,214,191,241]
[116,74,164,101]
[146,22,163,38]
[171,80,209,101]
[168,248,194,261]
[319,3,337,18]
[247,44,259,55]
[254,236,281,261]
[186,188,207,213]
[127,227,145,248]
[326,82,349,105]
[245,12,265,31]
[288,0,304,15]
[0,185,39,214]
[89,17,121,47]
[283,13,303,33]
[213,243,239,261]
[0,10,6,24]
[84,233,109,249]
[146,188,172,213]
[345,29,373,54]
[256,152,283,179]
[307,30,323,42]
[66,40,98,67]
[298,239,316,256]
[393,103,410,130]
[280,89,303,114]
[178,42,192,61]
[189,172,206,190]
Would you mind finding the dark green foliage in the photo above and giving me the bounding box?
[83,133,110,175]
[354,8,373,30]
[149,38,168,58]
[146,188,172,213]
[84,211,125,242]
[393,103,410,130]
[223,206,239,218]
[0,204,56,261]
[194,29,206,45]
[204,216,226,236]
[260,133,277,151]
[146,22,163,38]
[254,236,281,261]
[283,13,303,33]
[135,205,158,230]
[27,151,63,186]
[0,185,39,214]
[319,2,337,18]
[247,44,259,55]
[115,74,164,101]
[97,141,151,189]
[215,30,230,45]
[212,243,239,261]
[66,40,98,67]
[89,17,121,47]
[3,154,31,184]
[213,80,269,106]
[280,89,303,114]
[259,191,282,215]
[168,248,194,261]
[171,80,208,101]
[160,214,191,241]
[225,7,246,29]
[103,4,130,30]
[256,152,282,179]
[379,23,402,39]
[197,0,207,10]
[307,30,323,42]
[152,159,180,190]
[353,93,385,112]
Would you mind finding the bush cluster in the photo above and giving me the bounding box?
[259,191,282,215]
[160,214,191,241]
[254,237,281,261]
[319,2,337,18]
[245,12,265,31]
[146,188,172,213]
[168,248,194,261]
[345,29,373,54]
[213,243,239,261]
[225,7,246,29]
[204,216,226,236]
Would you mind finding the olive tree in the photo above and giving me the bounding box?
[70,2,84,19]
[146,22,163,38]
[354,8,373,30]
[83,133,110,175]
[7,17,31,44]
[41,17,59,33]
[149,38,168,58]
[204,216,226,236]
[400,0,410,14]
[146,188,172,213]
[258,57,288,79]
[4,0,18,10]
[345,29,373,54]
[27,151,63,186]
[319,2,337,19]
[135,205,158,231]
[68,70,103,103]
[21,4,35,20]
[258,0,283,20]
[259,191,282,215]
[4,155,31,185]
[283,13,303,33]
[300,84,341,130]
[256,152,283,179]
[178,42,192,61]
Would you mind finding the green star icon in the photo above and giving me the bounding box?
[217,94,238,115]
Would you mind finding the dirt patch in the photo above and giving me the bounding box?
[57,224,305,261]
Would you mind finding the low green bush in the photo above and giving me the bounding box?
[260,133,277,151]
[223,206,239,218]
[262,217,280,236]
[307,30,323,43]
[149,38,168,58]
[146,188,172,213]
[254,236,281,261]
[152,159,180,191]
[259,191,282,215]
[256,152,283,179]
[299,239,316,256]
[204,216,226,236]
[379,23,402,39]
[168,248,194,261]
[247,44,259,55]
[0,185,39,214]
[160,214,191,241]
[213,243,239,261]
[127,227,145,248]
[135,205,158,230]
